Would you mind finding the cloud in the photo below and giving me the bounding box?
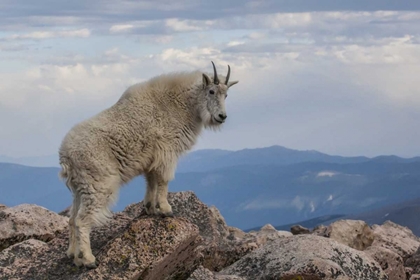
[4,29,90,40]
[109,24,134,33]
[1,3,420,158]
[317,171,337,178]
[242,195,317,212]
[165,18,205,32]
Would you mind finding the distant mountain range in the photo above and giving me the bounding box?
[3,145,420,169]
[0,154,59,167]
[1,145,420,231]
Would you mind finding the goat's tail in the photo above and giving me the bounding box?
[59,161,74,193]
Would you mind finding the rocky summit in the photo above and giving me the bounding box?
[1,192,420,280]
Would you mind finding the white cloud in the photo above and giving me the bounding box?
[317,171,337,177]
[1,7,420,158]
[242,195,317,212]
[6,29,90,40]
[227,41,245,47]
[291,196,305,211]
[165,18,204,32]
[109,24,134,33]
[242,197,291,210]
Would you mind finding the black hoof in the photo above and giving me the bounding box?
[85,260,98,269]
[145,202,152,209]
[160,212,174,218]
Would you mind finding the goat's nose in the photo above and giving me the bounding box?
[219,113,227,120]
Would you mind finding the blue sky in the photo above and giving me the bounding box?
[1,0,420,158]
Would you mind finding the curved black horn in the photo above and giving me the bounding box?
[225,65,231,85]
[211,61,219,85]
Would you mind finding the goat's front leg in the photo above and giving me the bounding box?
[155,175,173,217]
[144,172,158,215]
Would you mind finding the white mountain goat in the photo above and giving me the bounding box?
[58,62,239,268]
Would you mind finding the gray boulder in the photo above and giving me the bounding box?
[0,204,68,251]
[221,235,388,280]
[326,219,375,251]
[372,221,420,261]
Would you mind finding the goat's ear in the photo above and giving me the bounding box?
[227,80,239,88]
[202,73,211,87]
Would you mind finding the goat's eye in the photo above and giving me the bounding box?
[209,90,215,95]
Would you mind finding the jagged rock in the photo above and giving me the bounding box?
[0,212,132,279]
[188,266,245,280]
[0,204,6,211]
[405,246,420,274]
[0,204,68,251]
[81,216,201,280]
[365,245,405,280]
[245,224,292,247]
[59,206,71,217]
[123,192,230,241]
[312,224,328,236]
[0,239,49,276]
[0,192,256,279]
[326,219,375,250]
[124,192,254,272]
[260,224,275,231]
[406,267,414,279]
[226,226,246,241]
[291,224,310,235]
[0,212,202,279]
[372,221,420,260]
[220,235,388,280]
[410,275,420,280]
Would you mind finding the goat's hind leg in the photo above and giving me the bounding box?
[67,194,80,259]
[73,190,111,268]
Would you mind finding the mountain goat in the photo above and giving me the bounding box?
[59,62,239,268]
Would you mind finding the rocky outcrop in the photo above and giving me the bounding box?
[365,245,405,280]
[372,221,420,261]
[123,192,230,241]
[123,192,257,272]
[0,192,262,279]
[0,239,49,277]
[221,234,387,280]
[326,219,375,250]
[244,224,292,246]
[0,204,6,211]
[2,192,420,280]
[0,212,131,279]
[188,266,244,280]
[406,246,420,275]
[0,212,202,279]
[0,204,68,251]
[81,216,201,280]
[291,224,310,235]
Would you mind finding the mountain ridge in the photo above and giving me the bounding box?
[2,145,420,230]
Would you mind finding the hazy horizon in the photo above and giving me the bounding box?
[1,144,419,163]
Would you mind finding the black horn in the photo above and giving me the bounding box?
[211,61,219,85]
[225,65,231,85]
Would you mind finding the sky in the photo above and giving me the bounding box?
[1,0,420,158]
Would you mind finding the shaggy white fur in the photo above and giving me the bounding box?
[58,62,239,268]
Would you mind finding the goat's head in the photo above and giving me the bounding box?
[200,61,239,127]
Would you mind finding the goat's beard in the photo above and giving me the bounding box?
[200,110,222,131]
